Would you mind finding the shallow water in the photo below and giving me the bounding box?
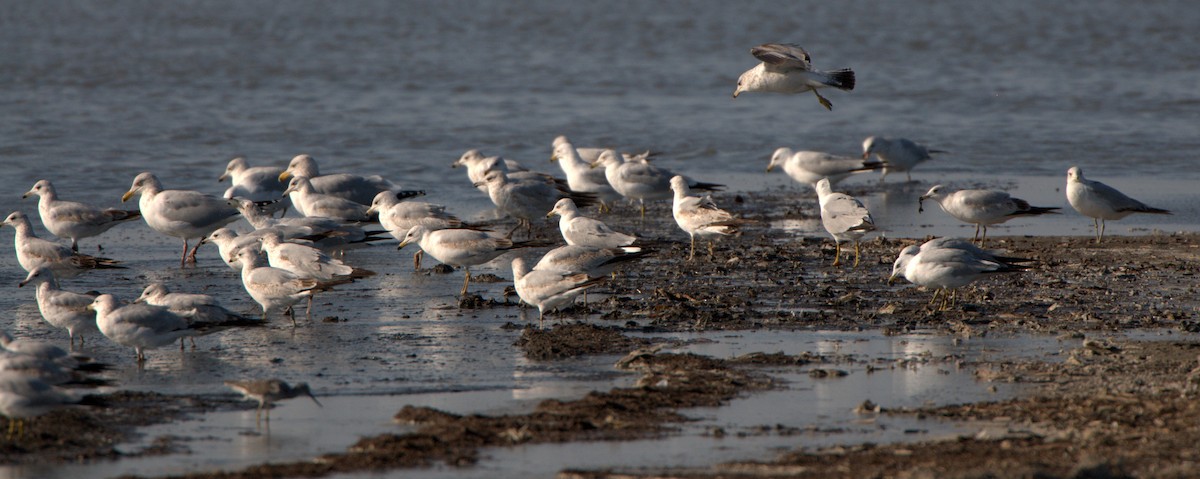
[1,1,1199,477]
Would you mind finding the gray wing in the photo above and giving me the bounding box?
[157,190,240,226]
[822,193,874,234]
[751,43,813,72]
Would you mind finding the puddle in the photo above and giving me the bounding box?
[9,329,1089,478]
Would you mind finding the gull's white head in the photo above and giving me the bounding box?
[234,247,264,269]
[548,198,578,218]
[279,154,317,182]
[917,185,947,213]
[282,175,314,195]
[397,225,430,250]
[367,191,397,215]
[861,136,879,159]
[732,65,762,98]
[767,147,793,173]
[454,149,485,168]
[1066,166,1083,182]
[22,180,54,200]
[889,245,920,285]
[511,256,531,279]
[123,172,160,202]
[86,294,119,314]
[474,170,506,190]
[220,157,250,182]
[815,178,833,198]
[17,266,55,288]
[2,211,29,228]
[669,175,689,194]
[202,227,239,246]
[552,135,570,148]
[136,283,169,303]
[591,149,623,169]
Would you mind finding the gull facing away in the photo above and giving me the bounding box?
[218,157,289,214]
[122,172,241,267]
[2,211,124,279]
[225,378,322,426]
[816,178,876,267]
[397,225,549,297]
[547,198,636,248]
[512,256,604,325]
[550,136,623,209]
[18,267,99,347]
[732,43,855,110]
[862,137,946,183]
[22,180,141,252]
[918,185,1059,246]
[889,239,1028,310]
[592,150,724,217]
[767,148,883,187]
[670,176,741,261]
[1065,166,1170,243]
[278,154,396,206]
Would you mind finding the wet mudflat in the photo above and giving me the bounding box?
[3,189,1199,478]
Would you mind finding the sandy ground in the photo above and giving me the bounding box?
[4,190,1200,478]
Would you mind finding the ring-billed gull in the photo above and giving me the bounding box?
[670,176,741,261]
[453,149,531,193]
[278,154,396,205]
[816,178,876,267]
[201,227,268,271]
[767,148,883,187]
[476,170,597,233]
[862,137,946,183]
[547,198,636,248]
[0,372,96,435]
[397,225,549,297]
[367,190,461,270]
[218,157,290,214]
[225,378,321,426]
[22,180,141,252]
[282,176,373,222]
[551,136,623,209]
[889,239,1027,310]
[233,248,343,325]
[135,282,251,327]
[18,267,99,347]
[88,293,250,363]
[1065,166,1171,243]
[512,256,604,324]
[260,231,373,283]
[230,198,387,252]
[732,43,855,110]
[592,150,724,217]
[553,136,656,167]
[2,211,124,278]
[919,185,1059,246]
[534,245,650,278]
[122,172,241,267]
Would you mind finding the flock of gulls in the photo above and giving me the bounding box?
[0,43,1175,432]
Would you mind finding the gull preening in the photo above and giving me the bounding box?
[2,211,124,278]
[512,256,604,324]
[218,157,290,215]
[592,149,724,217]
[22,180,141,252]
[18,267,99,347]
[732,43,855,110]
[767,148,883,187]
[453,149,531,193]
[397,225,548,297]
[282,176,373,222]
[1065,166,1171,243]
[278,154,396,205]
[669,176,741,261]
[889,239,1028,310]
[862,137,945,183]
[547,198,636,248]
[122,172,241,267]
[225,378,321,426]
[919,185,1059,246]
[816,178,876,267]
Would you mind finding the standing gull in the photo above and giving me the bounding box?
[122,172,241,267]
[512,256,604,325]
[88,294,251,363]
[135,282,251,326]
[367,190,461,270]
[278,154,396,205]
[547,198,636,248]
[816,178,876,267]
[225,378,321,426]
[218,157,289,214]
[767,148,883,187]
[862,137,946,183]
[476,170,597,233]
[282,176,373,221]
[732,43,855,110]
[889,240,1027,310]
[592,149,724,217]
[2,211,124,278]
[397,225,548,297]
[18,267,99,347]
[22,180,141,252]
[453,149,531,193]
[669,176,741,261]
[234,248,348,325]
[919,185,1059,246]
[550,136,622,210]
[1065,166,1170,243]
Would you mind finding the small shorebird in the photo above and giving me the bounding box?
[225,379,322,426]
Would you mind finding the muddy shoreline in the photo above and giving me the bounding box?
[4,191,1200,478]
